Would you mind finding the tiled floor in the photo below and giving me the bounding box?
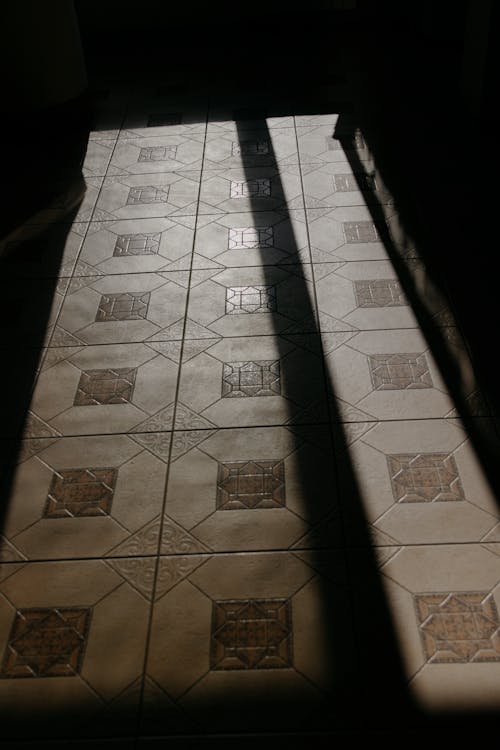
[1,56,500,749]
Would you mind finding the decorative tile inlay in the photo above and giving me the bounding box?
[147,113,182,127]
[74,368,137,406]
[230,179,271,199]
[95,292,150,322]
[228,226,274,250]
[343,221,379,243]
[126,185,170,205]
[415,592,500,663]
[225,285,277,315]
[222,360,281,398]
[369,353,433,390]
[210,599,292,670]
[354,279,407,308]
[113,233,161,256]
[216,460,286,510]
[0,607,92,678]
[333,173,375,192]
[231,140,270,156]
[44,467,118,518]
[388,453,465,504]
[138,146,178,162]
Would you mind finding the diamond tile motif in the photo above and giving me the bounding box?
[231,140,270,156]
[210,598,292,670]
[138,146,178,162]
[343,221,379,243]
[0,607,92,678]
[113,233,161,256]
[74,368,137,406]
[230,179,271,199]
[415,592,500,663]
[228,226,274,250]
[388,453,465,504]
[354,279,407,308]
[369,353,433,390]
[225,285,277,315]
[333,173,375,192]
[216,460,286,510]
[222,361,281,398]
[44,468,118,518]
[95,292,150,322]
[147,114,182,127]
[126,186,170,204]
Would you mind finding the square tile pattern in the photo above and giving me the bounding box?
[74,368,137,406]
[96,292,150,322]
[388,453,465,504]
[222,361,281,398]
[44,468,118,518]
[216,460,286,510]
[113,233,161,256]
[369,353,433,390]
[225,285,277,315]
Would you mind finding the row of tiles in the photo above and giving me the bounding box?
[1,418,499,560]
[0,543,499,739]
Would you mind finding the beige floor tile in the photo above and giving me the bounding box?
[110,134,205,175]
[0,558,152,738]
[28,344,179,436]
[161,425,340,553]
[194,209,310,268]
[198,167,304,215]
[335,418,500,546]
[1,434,169,560]
[144,550,355,734]
[203,128,299,170]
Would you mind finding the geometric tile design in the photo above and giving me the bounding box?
[147,114,182,127]
[354,279,407,308]
[228,226,274,250]
[210,598,293,669]
[225,285,277,315]
[95,292,151,322]
[216,460,286,510]
[113,233,161,256]
[369,353,433,390]
[138,146,178,162]
[44,467,118,518]
[333,173,375,192]
[73,368,137,406]
[221,360,281,398]
[326,133,365,151]
[231,141,270,156]
[126,186,170,205]
[388,453,465,503]
[0,607,92,678]
[343,221,379,243]
[415,592,500,663]
[230,179,271,199]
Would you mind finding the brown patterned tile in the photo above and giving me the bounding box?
[225,285,277,315]
[113,233,161,257]
[222,361,281,398]
[388,453,465,504]
[0,607,91,678]
[210,598,292,670]
[415,591,500,663]
[354,279,407,308]
[44,468,118,518]
[216,460,286,510]
[95,292,150,322]
[74,368,137,406]
[369,353,433,390]
[343,221,379,243]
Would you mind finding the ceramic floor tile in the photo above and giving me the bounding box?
[348,544,500,715]
[28,343,180,436]
[82,140,115,178]
[296,123,371,166]
[0,558,152,738]
[25,176,103,226]
[184,264,317,338]
[161,425,340,553]
[92,172,201,222]
[144,550,356,735]
[301,161,393,209]
[55,272,188,346]
[334,418,500,547]
[176,334,327,428]
[0,224,86,279]
[314,259,455,332]
[109,134,205,175]
[193,210,310,268]
[203,128,299,170]
[120,101,207,139]
[1,434,170,560]
[324,328,488,423]
[78,217,196,275]
[207,105,295,134]
[0,278,66,347]
[198,166,303,215]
